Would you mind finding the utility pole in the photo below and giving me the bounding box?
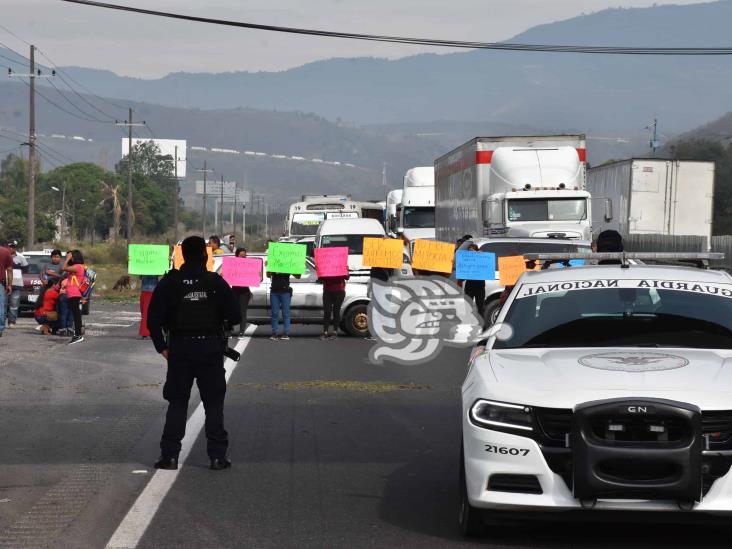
[196,161,213,235]
[382,163,387,187]
[115,109,145,248]
[265,200,269,239]
[173,145,179,243]
[242,203,246,243]
[219,174,224,236]
[647,118,660,157]
[8,45,54,246]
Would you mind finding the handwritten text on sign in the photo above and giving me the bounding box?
[222,256,263,287]
[314,247,349,277]
[362,237,403,269]
[455,250,497,280]
[128,244,169,275]
[172,245,214,271]
[267,242,307,275]
[411,239,454,274]
[498,255,541,286]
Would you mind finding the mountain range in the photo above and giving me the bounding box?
[2,1,732,204]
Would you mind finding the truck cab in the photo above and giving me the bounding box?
[399,167,435,241]
[482,146,591,239]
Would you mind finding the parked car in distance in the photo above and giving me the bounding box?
[315,218,387,280]
[218,253,371,336]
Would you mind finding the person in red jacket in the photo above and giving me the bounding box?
[317,273,349,340]
[34,282,60,335]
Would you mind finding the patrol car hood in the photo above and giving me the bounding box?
[477,347,732,410]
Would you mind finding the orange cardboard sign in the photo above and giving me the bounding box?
[172,245,214,271]
[411,239,454,274]
[362,237,403,269]
[498,255,535,286]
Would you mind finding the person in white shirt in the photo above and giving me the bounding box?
[6,240,27,326]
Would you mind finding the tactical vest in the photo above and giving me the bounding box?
[167,270,224,337]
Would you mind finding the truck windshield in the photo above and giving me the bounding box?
[291,212,326,236]
[507,198,586,222]
[402,207,435,229]
[320,234,383,255]
[494,284,732,350]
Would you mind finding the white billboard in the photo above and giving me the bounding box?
[195,180,237,195]
[121,138,187,178]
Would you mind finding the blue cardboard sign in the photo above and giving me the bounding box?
[455,250,497,280]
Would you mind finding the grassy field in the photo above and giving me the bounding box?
[92,264,139,303]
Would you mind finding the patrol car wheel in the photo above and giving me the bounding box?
[459,444,485,538]
[482,299,501,327]
[343,304,369,337]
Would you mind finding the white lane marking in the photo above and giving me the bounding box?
[86,323,134,328]
[105,325,256,549]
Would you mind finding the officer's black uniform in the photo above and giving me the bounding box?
[147,261,240,468]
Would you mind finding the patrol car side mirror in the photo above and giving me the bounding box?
[604,198,613,222]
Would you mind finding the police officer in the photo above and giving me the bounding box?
[147,236,241,471]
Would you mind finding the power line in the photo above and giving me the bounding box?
[60,0,732,56]
[19,77,107,123]
[47,78,112,122]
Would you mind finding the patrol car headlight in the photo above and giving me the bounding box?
[469,399,533,432]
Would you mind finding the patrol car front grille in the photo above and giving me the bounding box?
[534,407,572,446]
[701,411,732,449]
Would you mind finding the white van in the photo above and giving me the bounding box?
[315,218,386,279]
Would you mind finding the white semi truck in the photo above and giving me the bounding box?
[587,158,715,243]
[385,189,403,236]
[435,136,590,243]
[399,167,435,241]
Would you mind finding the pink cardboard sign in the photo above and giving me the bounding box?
[222,256,262,288]
[314,247,349,278]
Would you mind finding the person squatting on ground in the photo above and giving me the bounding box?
[61,250,87,345]
[0,243,13,337]
[34,281,60,335]
[319,273,349,340]
[7,240,27,327]
[147,236,241,471]
[231,247,252,338]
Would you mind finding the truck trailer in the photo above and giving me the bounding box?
[435,135,590,243]
[587,158,715,243]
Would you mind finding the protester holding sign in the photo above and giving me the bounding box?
[230,248,257,338]
[266,242,304,340]
[315,246,350,340]
[456,244,488,315]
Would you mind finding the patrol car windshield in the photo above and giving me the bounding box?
[290,212,325,236]
[507,198,587,222]
[494,281,732,350]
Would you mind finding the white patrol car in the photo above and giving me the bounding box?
[460,253,732,536]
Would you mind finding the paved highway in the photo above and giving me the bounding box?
[0,303,729,548]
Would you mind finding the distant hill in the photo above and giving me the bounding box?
[2,0,729,141]
[666,110,732,145]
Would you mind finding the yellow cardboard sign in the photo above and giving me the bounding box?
[411,239,454,274]
[498,255,535,286]
[362,237,403,269]
[172,245,214,271]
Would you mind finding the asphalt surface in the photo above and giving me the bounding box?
[0,302,730,548]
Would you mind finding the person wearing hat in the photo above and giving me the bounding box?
[0,242,14,337]
[6,240,27,327]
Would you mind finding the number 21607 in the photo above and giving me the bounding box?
[484,444,529,457]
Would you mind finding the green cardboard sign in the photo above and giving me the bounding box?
[128,244,170,275]
[267,242,307,274]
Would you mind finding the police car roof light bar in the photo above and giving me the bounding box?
[523,252,725,270]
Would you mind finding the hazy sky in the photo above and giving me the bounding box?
[2,0,712,78]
